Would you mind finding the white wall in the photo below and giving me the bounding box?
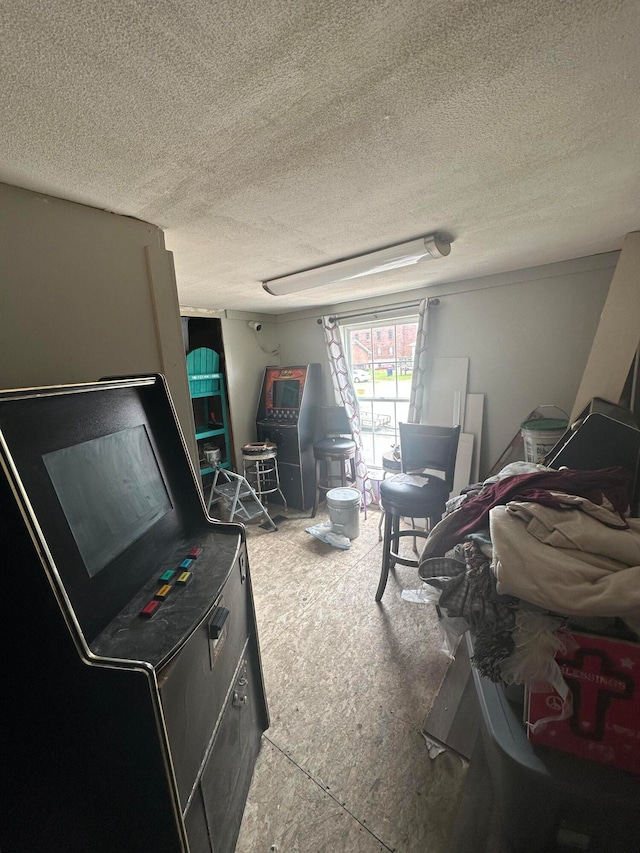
[0,182,196,460]
[273,254,615,479]
[277,318,333,401]
[425,260,613,475]
[219,315,281,469]
[7,181,613,484]
[219,313,334,470]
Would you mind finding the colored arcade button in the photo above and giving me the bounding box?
[178,558,194,570]
[154,584,173,600]
[140,600,161,618]
[175,571,192,586]
[188,547,203,558]
[159,570,176,583]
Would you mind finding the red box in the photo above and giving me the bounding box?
[527,630,640,774]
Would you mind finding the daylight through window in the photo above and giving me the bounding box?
[345,317,418,468]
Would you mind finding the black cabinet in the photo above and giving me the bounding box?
[255,364,323,511]
[0,376,267,853]
[199,654,263,852]
[256,421,315,510]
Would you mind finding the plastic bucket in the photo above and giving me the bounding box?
[326,487,361,540]
[520,417,568,463]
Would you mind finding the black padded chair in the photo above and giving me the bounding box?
[376,423,460,601]
[311,406,357,517]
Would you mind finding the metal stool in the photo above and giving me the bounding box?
[241,441,287,510]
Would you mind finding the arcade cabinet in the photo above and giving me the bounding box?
[255,364,322,511]
[0,375,268,853]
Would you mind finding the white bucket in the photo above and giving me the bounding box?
[326,487,361,540]
[521,418,567,463]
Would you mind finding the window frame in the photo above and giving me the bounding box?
[345,315,418,469]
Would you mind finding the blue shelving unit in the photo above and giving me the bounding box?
[186,347,232,480]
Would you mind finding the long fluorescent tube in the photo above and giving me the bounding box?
[262,233,451,296]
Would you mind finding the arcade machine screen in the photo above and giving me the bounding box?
[271,378,301,409]
[263,367,309,421]
[43,425,172,579]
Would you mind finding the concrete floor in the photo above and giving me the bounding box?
[232,506,482,853]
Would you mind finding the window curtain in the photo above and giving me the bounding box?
[407,297,430,424]
[321,316,374,506]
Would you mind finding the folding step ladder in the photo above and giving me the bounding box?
[206,467,278,531]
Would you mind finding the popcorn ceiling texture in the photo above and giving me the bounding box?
[1,0,639,313]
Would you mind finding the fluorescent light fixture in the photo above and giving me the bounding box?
[262,233,451,296]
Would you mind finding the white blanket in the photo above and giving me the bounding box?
[491,495,640,617]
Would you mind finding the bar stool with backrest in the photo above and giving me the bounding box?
[376,423,460,601]
[376,448,402,540]
[311,406,357,517]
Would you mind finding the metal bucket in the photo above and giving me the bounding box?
[326,487,361,540]
[204,447,221,465]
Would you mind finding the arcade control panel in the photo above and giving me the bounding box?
[91,530,245,667]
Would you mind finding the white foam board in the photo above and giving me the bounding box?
[426,357,469,427]
[463,393,484,483]
[452,432,474,498]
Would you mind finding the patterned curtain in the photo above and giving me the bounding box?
[321,316,374,506]
[407,298,430,424]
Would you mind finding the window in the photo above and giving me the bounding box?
[345,317,417,468]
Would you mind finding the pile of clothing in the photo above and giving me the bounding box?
[417,462,640,688]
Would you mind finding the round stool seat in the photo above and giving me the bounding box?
[242,441,277,460]
[376,473,449,602]
[313,437,356,457]
[380,474,448,517]
[381,451,401,475]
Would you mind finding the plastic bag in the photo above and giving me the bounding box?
[438,616,469,659]
[305,522,351,550]
[401,584,468,658]
[401,582,442,604]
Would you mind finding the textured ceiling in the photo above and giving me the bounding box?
[2,0,640,314]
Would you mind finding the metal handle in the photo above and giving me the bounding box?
[533,404,570,420]
[208,606,229,640]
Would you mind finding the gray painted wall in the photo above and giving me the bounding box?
[0,182,196,462]
[220,315,280,470]
[271,254,614,479]
[0,178,613,484]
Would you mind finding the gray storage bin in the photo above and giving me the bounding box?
[469,634,640,852]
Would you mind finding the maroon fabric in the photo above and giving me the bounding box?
[443,467,632,551]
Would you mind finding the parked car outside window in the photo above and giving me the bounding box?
[351,367,370,382]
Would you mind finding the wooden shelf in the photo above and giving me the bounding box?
[195,427,227,440]
[187,347,232,485]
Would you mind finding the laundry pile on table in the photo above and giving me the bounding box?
[416,462,640,690]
